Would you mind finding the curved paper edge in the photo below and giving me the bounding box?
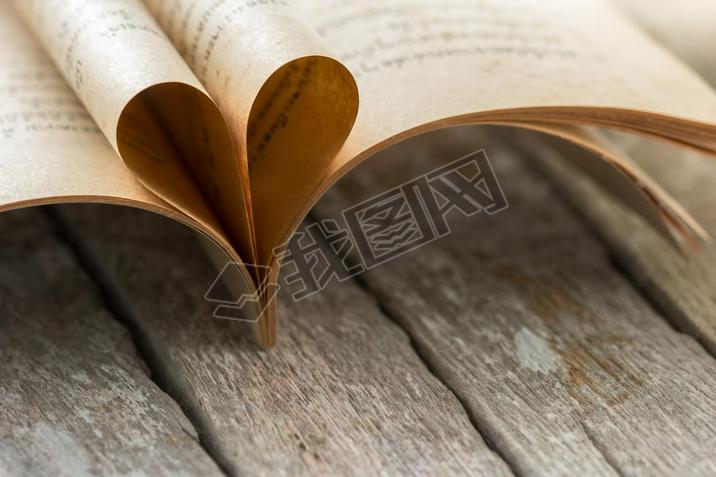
[0,194,263,344]
[116,81,256,264]
[257,116,711,347]
[502,123,709,248]
[247,55,359,265]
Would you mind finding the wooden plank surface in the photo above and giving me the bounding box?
[525,132,716,356]
[0,209,223,477]
[55,204,513,477]
[312,126,716,477]
[6,125,716,476]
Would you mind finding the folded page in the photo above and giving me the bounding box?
[0,2,262,341]
[12,0,256,262]
[143,0,360,263]
[298,0,716,178]
[273,0,715,237]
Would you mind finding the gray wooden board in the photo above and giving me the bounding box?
[523,131,716,356]
[311,126,716,477]
[0,209,223,477]
[54,204,513,477]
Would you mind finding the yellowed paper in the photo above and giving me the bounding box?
[506,123,709,247]
[613,0,716,85]
[276,0,716,247]
[12,0,256,263]
[7,0,716,348]
[143,0,359,263]
[0,3,260,338]
[0,3,159,214]
[299,0,716,172]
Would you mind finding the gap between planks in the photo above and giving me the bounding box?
[43,207,234,477]
[301,210,520,472]
[513,129,716,359]
[0,208,225,477]
[49,123,713,475]
[311,125,716,477]
[51,203,513,476]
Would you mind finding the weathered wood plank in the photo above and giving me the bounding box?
[525,132,716,356]
[54,204,513,477]
[0,209,223,477]
[312,126,716,477]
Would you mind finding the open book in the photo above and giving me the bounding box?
[3,0,716,347]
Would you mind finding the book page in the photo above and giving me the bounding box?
[142,0,359,263]
[508,123,708,247]
[11,0,256,262]
[0,3,263,342]
[236,0,716,252]
[0,3,158,214]
[613,0,716,86]
[296,0,716,175]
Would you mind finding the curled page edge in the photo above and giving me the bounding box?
[0,195,263,344]
[256,120,710,348]
[504,123,709,250]
[12,0,257,265]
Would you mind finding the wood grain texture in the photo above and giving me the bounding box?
[312,126,716,477]
[524,131,716,356]
[55,204,513,477]
[0,209,223,477]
